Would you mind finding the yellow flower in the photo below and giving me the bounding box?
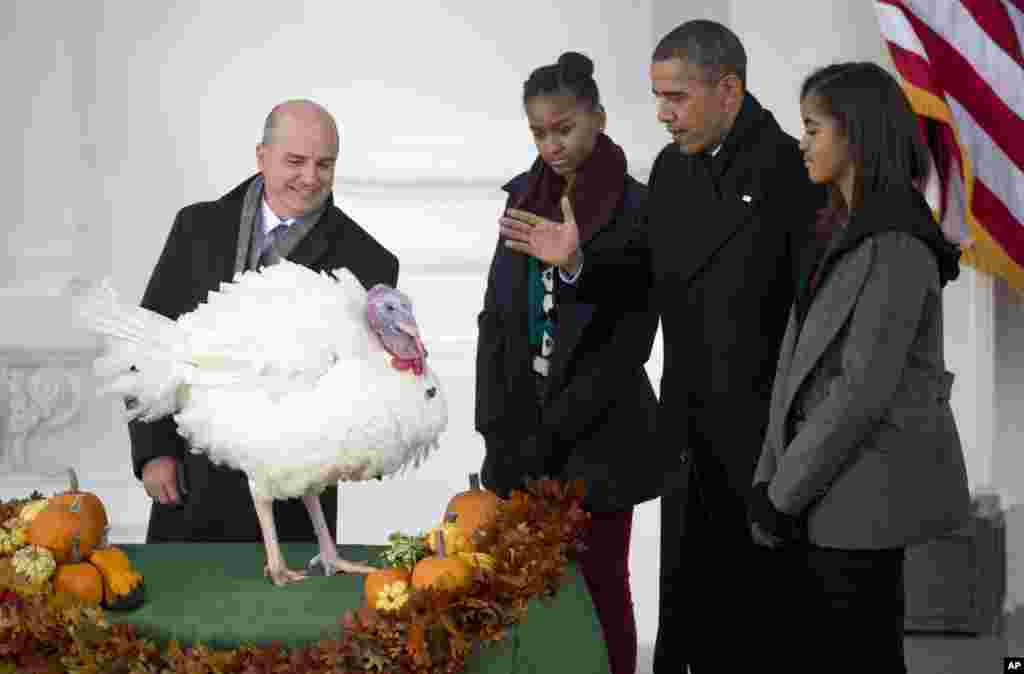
[12,545,57,584]
[19,499,49,523]
[376,580,410,612]
[458,552,495,571]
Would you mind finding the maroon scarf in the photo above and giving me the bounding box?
[511,132,627,244]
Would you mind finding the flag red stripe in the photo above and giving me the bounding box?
[886,43,946,101]
[941,122,965,191]
[891,1,1024,172]
[963,0,1024,64]
[973,178,1024,264]
[928,120,968,237]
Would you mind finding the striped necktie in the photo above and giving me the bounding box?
[260,221,289,266]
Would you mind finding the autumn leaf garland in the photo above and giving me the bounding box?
[0,477,589,674]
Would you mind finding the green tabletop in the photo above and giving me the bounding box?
[109,543,610,673]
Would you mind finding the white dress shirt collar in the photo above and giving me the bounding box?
[261,199,294,235]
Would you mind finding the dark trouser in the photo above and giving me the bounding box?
[654,457,791,673]
[146,458,336,543]
[578,507,637,674]
[795,545,907,673]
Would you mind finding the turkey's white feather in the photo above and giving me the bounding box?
[74,262,446,500]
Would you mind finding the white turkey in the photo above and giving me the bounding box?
[72,261,447,585]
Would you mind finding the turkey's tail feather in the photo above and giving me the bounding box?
[71,278,193,422]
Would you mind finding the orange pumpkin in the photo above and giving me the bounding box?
[27,502,102,564]
[411,530,473,593]
[27,468,108,563]
[53,560,104,606]
[48,468,109,545]
[443,473,500,548]
[364,566,411,609]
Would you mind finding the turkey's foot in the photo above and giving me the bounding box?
[264,564,308,586]
[307,551,375,576]
[333,558,376,574]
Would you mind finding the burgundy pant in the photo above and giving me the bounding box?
[577,507,637,674]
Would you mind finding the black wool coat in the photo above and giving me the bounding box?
[475,171,674,513]
[568,93,826,671]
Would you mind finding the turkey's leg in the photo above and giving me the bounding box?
[250,483,307,586]
[302,492,375,575]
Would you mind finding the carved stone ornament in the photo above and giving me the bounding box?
[1,359,85,472]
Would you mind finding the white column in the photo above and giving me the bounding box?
[963,268,998,490]
[994,279,1024,503]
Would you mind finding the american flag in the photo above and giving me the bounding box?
[874,0,1024,288]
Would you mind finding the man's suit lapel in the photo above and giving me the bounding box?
[666,157,759,288]
[678,199,752,286]
[779,241,875,427]
[286,210,337,269]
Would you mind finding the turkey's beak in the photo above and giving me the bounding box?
[396,320,420,339]
[397,320,427,359]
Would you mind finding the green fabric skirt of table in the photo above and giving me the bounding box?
[109,543,610,673]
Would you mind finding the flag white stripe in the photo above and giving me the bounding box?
[948,95,1024,224]
[942,155,971,242]
[905,0,1024,119]
[876,2,931,61]
[1005,0,1024,57]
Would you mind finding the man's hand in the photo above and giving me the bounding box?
[500,195,582,275]
[751,521,782,548]
[142,456,181,505]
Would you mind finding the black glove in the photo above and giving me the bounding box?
[748,481,804,543]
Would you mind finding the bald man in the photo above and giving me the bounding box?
[130,99,399,550]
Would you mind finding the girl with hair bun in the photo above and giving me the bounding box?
[475,51,668,674]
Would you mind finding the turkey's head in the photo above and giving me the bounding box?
[366,284,428,375]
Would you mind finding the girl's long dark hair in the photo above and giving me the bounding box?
[801,62,931,231]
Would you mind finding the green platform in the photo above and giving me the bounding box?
[108,543,610,673]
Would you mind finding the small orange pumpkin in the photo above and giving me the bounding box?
[48,468,109,544]
[443,473,500,548]
[26,469,107,563]
[27,505,102,564]
[364,566,411,609]
[53,560,104,606]
[411,530,473,593]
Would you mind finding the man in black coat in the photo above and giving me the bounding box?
[132,99,399,558]
[501,21,826,672]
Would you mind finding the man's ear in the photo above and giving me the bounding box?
[720,74,745,109]
[256,143,267,173]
